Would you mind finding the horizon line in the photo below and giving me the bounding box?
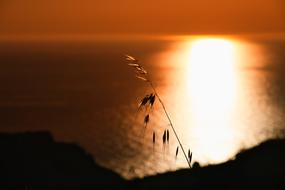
[1,32,285,42]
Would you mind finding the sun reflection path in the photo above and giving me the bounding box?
[151,37,268,167]
[185,38,239,163]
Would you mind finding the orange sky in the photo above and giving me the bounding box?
[1,0,285,37]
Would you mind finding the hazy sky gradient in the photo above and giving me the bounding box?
[1,0,285,36]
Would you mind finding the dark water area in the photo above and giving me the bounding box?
[1,35,285,178]
[0,39,173,178]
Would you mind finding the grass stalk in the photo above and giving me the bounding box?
[148,81,191,168]
[126,55,192,168]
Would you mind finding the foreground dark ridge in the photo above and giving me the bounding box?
[0,132,126,190]
[0,132,284,190]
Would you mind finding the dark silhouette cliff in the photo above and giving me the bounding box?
[131,138,285,190]
[0,131,284,190]
[0,132,126,190]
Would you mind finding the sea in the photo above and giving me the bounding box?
[1,34,285,179]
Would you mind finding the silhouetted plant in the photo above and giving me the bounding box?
[126,55,193,168]
[153,131,156,144]
[175,146,179,159]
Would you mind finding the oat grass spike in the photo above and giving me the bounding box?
[126,54,192,168]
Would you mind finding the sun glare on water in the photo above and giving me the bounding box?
[145,36,273,175]
[153,37,240,164]
[185,38,238,163]
[153,37,240,165]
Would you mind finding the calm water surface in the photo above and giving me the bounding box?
[0,35,285,179]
